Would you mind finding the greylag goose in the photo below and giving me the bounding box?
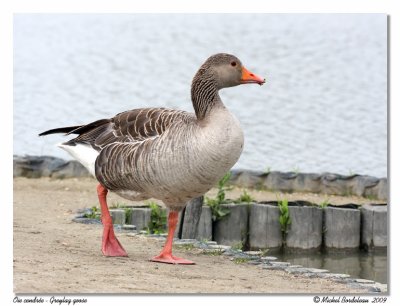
[39,53,265,264]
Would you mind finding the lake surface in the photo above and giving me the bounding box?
[13,14,387,177]
[277,250,387,284]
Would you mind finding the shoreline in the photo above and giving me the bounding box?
[13,155,388,201]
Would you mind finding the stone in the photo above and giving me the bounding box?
[355,278,375,284]
[196,206,213,241]
[244,251,263,256]
[360,205,387,250]
[320,173,355,196]
[376,179,388,200]
[208,244,231,250]
[292,173,322,193]
[286,206,323,250]
[72,217,101,225]
[213,203,249,246]
[13,155,65,178]
[324,206,360,249]
[262,264,286,270]
[352,175,380,197]
[270,261,290,266]
[122,224,136,231]
[181,197,203,239]
[13,155,90,178]
[249,204,282,250]
[234,170,264,188]
[129,208,151,231]
[109,209,126,225]
[51,160,90,178]
[260,256,278,261]
[264,171,297,192]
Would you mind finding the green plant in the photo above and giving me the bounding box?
[233,257,251,264]
[235,189,254,203]
[319,198,330,209]
[202,249,224,256]
[277,198,291,245]
[263,166,271,175]
[124,207,133,223]
[205,172,232,221]
[147,201,167,234]
[231,241,243,251]
[84,206,100,220]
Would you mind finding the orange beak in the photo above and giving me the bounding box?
[240,66,265,85]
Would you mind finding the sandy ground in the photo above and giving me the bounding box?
[13,177,376,294]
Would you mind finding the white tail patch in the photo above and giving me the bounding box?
[57,143,99,176]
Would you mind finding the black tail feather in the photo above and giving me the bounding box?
[38,125,83,136]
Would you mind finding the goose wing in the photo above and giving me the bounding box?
[41,107,195,150]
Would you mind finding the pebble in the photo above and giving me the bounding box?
[208,244,231,250]
[122,225,136,231]
[355,278,375,284]
[262,264,286,270]
[244,251,263,256]
[270,261,290,266]
[260,256,278,261]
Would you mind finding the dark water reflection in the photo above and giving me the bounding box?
[275,250,387,284]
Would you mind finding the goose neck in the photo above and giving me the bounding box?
[191,71,221,120]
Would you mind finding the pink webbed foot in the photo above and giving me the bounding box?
[101,224,128,257]
[150,254,195,265]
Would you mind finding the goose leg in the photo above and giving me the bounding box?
[151,211,195,265]
[97,184,128,257]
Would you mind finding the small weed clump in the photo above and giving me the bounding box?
[277,198,291,245]
[205,172,232,221]
[84,206,100,220]
[235,189,255,203]
[233,257,251,264]
[147,201,167,234]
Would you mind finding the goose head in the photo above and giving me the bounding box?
[199,53,265,89]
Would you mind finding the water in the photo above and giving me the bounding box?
[13,14,387,177]
[277,251,387,284]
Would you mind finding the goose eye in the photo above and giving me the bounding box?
[230,61,237,67]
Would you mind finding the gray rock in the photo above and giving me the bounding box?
[352,175,380,197]
[72,217,101,225]
[293,173,322,193]
[324,207,360,249]
[264,171,297,192]
[262,264,286,270]
[286,205,323,250]
[249,204,282,250]
[13,155,90,178]
[181,197,203,239]
[109,209,126,225]
[129,208,151,231]
[234,170,264,188]
[270,261,290,266]
[196,206,213,241]
[213,203,249,246]
[51,160,90,178]
[360,204,387,250]
[320,173,354,196]
[14,155,65,178]
[260,256,278,261]
[244,251,263,256]
[377,179,388,200]
[122,224,136,231]
[208,244,231,250]
[355,278,375,284]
